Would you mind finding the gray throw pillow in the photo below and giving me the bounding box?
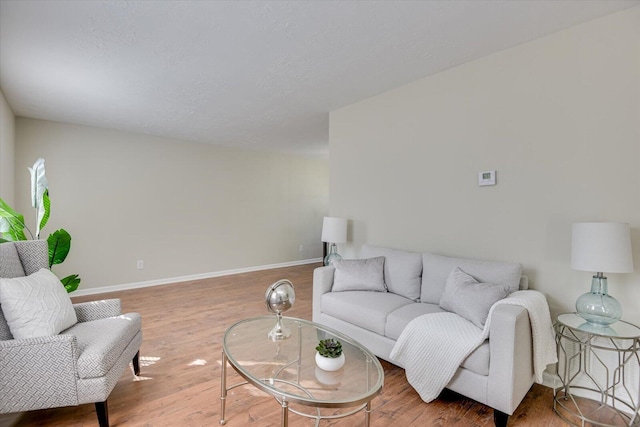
[421,252,522,304]
[439,267,509,328]
[332,257,387,292]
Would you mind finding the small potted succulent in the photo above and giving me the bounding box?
[315,338,345,371]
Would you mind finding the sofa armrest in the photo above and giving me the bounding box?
[73,298,122,322]
[0,335,79,412]
[312,266,335,323]
[486,304,535,415]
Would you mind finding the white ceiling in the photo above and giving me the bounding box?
[1,1,638,158]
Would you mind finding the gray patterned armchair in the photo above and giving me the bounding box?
[0,240,142,427]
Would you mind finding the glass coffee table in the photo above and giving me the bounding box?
[220,316,384,426]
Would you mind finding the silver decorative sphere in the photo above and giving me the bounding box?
[265,279,295,314]
[265,279,295,340]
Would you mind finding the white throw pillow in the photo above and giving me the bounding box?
[439,267,509,328]
[332,257,387,292]
[0,268,78,339]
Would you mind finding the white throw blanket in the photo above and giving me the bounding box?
[389,290,557,402]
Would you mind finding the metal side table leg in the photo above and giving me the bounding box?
[220,351,227,425]
[281,399,289,427]
[365,401,372,427]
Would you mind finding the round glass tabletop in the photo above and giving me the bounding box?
[223,316,384,408]
[556,313,640,339]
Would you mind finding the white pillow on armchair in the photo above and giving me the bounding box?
[0,268,78,339]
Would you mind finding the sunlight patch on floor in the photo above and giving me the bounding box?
[140,356,161,367]
[188,359,207,366]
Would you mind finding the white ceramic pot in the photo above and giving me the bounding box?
[315,352,345,372]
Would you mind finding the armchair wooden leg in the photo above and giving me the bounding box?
[132,350,140,375]
[95,401,109,427]
[494,409,509,427]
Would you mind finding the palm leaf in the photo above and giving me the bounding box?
[61,274,81,293]
[0,198,29,241]
[48,229,72,267]
[38,189,51,237]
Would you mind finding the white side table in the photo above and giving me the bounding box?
[554,313,640,426]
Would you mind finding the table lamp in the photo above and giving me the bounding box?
[321,217,347,266]
[571,222,634,326]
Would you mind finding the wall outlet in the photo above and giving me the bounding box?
[136,260,144,269]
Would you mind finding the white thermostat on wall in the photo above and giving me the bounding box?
[478,170,496,186]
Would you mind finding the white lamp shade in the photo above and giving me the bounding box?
[571,222,634,273]
[321,217,347,243]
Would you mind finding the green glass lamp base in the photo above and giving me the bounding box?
[576,275,622,326]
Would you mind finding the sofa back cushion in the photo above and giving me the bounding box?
[421,252,522,304]
[360,244,422,301]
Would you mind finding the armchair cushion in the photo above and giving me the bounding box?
[13,240,49,276]
[0,268,77,339]
[0,243,26,278]
[62,313,142,378]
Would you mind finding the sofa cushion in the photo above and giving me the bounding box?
[439,267,509,328]
[421,253,522,304]
[332,257,386,292]
[322,291,413,335]
[461,340,490,376]
[384,302,446,340]
[360,244,422,301]
[385,302,490,376]
[62,313,142,378]
[0,268,78,339]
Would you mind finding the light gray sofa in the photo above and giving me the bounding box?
[313,244,535,427]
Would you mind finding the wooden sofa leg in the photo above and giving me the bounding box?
[494,409,509,427]
[132,350,140,375]
[95,401,109,427]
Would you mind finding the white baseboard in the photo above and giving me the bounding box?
[71,258,323,297]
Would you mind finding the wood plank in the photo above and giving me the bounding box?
[0,263,568,426]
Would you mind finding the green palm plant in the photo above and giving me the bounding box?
[0,158,81,292]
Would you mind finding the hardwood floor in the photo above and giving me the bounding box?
[0,263,568,426]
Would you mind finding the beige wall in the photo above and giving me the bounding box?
[0,90,15,205]
[15,118,328,290]
[330,8,640,324]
